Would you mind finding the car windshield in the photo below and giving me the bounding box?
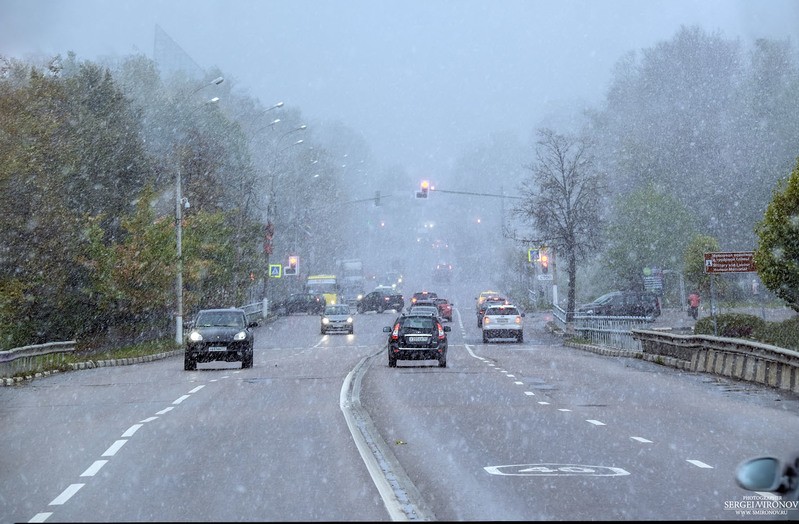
[325,305,350,315]
[5,2,799,522]
[196,311,245,328]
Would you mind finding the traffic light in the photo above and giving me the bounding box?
[285,255,299,276]
[539,249,549,274]
[416,180,430,198]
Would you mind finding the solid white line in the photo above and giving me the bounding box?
[121,424,143,438]
[631,436,653,443]
[28,512,53,522]
[189,385,205,393]
[49,483,84,505]
[173,395,190,405]
[102,440,127,457]
[139,416,158,423]
[687,459,713,468]
[586,420,606,426]
[80,460,108,477]
[156,407,174,415]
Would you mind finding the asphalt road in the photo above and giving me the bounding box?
[2,305,799,522]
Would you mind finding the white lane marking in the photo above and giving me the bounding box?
[173,395,190,405]
[631,436,653,443]
[538,401,550,405]
[687,459,713,468]
[586,420,606,426]
[506,374,515,378]
[514,381,524,385]
[49,483,84,505]
[524,391,535,396]
[139,417,158,423]
[558,408,572,412]
[80,460,108,477]
[220,375,230,379]
[28,512,53,522]
[156,407,174,415]
[102,440,127,457]
[189,385,205,393]
[121,424,143,438]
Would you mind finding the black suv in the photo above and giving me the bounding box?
[383,313,451,368]
[577,291,661,318]
[273,292,325,315]
[184,308,256,370]
[357,288,404,313]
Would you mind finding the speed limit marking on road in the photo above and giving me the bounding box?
[484,463,630,477]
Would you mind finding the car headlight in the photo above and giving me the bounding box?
[189,331,203,342]
[322,318,330,324]
[234,331,247,341]
[347,317,354,323]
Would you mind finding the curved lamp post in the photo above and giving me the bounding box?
[175,76,224,345]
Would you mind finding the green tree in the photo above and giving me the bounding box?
[603,183,696,291]
[683,233,720,297]
[754,158,799,312]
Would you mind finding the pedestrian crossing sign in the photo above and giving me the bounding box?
[269,264,282,278]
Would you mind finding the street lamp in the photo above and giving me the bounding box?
[175,77,224,345]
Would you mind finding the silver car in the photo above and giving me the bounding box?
[482,304,524,343]
[320,304,354,335]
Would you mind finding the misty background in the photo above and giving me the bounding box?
[4,0,799,175]
[3,0,799,347]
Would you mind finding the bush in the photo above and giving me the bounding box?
[694,313,767,339]
[754,316,799,351]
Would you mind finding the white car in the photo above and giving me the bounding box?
[482,304,524,343]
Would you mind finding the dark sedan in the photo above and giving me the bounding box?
[273,292,326,315]
[383,313,451,368]
[357,288,404,313]
[184,308,256,370]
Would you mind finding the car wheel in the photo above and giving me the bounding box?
[349,328,354,334]
[242,351,253,369]
[438,355,447,368]
[184,352,196,371]
[377,304,384,313]
[517,332,524,343]
[321,329,326,335]
[482,333,489,343]
[388,354,397,367]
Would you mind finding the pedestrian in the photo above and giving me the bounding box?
[687,291,700,320]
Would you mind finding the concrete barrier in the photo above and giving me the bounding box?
[631,329,799,393]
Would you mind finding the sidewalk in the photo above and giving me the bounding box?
[653,306,797,331]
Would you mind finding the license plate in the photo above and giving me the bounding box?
[497,319,508,324]
[208,346,226,351]
[407,336,427,343]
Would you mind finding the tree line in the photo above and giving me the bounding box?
[0,52,356,350]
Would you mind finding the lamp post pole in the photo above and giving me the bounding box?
[174,76,224,345]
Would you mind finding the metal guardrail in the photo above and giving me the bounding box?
[1,301,270,380]
[0,341,76,379]
[551,304,654,351]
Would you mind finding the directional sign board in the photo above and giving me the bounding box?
[704,252,756,274]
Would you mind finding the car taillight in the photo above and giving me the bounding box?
[437,323,445,340]
[484,316,491,325]
[391,323,400,340]
[515,316,522,325]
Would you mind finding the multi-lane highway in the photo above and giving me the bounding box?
[3,299,799,522]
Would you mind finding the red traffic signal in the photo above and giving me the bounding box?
[416,180,430,198]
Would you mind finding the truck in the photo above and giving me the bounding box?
[336,259,365,307]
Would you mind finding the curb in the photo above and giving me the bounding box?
[1,349,184,387]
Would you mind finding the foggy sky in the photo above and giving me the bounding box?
[3,0,799,175]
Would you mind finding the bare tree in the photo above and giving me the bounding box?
[513,128,605,321]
